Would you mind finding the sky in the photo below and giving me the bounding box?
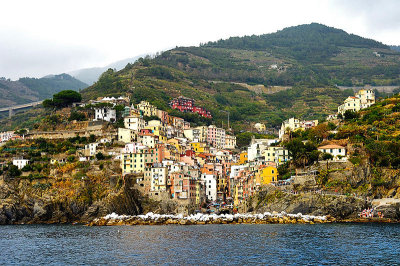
[1,0,400,80]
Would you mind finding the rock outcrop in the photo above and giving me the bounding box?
[0,175,144,225]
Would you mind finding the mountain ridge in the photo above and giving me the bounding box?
[0,74,87,108]
[81,23,400,129]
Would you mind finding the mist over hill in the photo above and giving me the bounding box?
[68,56,144,85]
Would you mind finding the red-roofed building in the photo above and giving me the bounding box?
[170,96,212,118]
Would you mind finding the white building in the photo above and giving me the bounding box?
[94,107,116,122]
[12,158,29,169]
[195,126,208,142]
[201,174,217,202]
[124,116,146,132]
[274,147,291,165]
[184,128,201,142]
[279,118,319,140]
[140,134,158,148]
[0,131,15,142]
[149,164,168,192]
[230,165,247,179]
[122,142,147,154]
[247,138,278,162]
[318,144,347,160]
[85,143,99,156]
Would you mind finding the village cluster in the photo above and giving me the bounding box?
[0,89,376,210]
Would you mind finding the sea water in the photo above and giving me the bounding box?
[1,223,399,265]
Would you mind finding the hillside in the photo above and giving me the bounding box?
[3,23,400,130]
[158,23,400,87]
[390,45,400,52]
[81,23,400,129]
[0,74,87,108]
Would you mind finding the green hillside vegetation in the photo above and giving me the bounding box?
[80,24,400,129]
[281,94,400,170]
[82,61,353,131]
[180,24,397,86]
[3,24,400,132]
[19,73,88,100]
[0,74,87,109]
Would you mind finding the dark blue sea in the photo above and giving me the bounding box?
[1,223,399,265]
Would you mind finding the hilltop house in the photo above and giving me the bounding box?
[278,118,318,140]
[12,158,29,169]
[318,144,347,160]
[338,89,375,115]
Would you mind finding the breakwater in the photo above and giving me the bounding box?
[87,212,334,226]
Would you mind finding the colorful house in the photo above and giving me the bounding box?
[260,166,278,184]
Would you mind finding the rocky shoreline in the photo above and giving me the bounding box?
[87,212,334,226]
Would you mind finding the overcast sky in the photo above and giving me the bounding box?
[1,0,400,80]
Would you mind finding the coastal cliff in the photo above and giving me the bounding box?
[2,159,400,224]
[0,174,145,224]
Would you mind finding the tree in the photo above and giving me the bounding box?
[52,90,82,107]
[96,152,105,160]
[310,124,329,142]
[6,165,21,178]
[322,152,334,170]
[344,110,358,120]
[67,155,76,162]
[44,90,82,109]
[42,99,54,109]
[14,129,27,136]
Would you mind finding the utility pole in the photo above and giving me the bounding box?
[227,111,230,130]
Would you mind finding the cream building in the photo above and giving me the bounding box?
[337,89,375,115]
[254,123,266,132]
[224,134,236,149]
[195,126,208,142]
[278,118,319,140]
[124,116,146,131]
[118,128,137,143]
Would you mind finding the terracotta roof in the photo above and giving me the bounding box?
[318,144,345,149]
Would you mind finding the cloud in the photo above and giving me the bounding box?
[328,0,400,43]
[0,29,105,80]
[1,0,400,80]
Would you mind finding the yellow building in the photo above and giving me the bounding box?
[195,180,202,205]
[145,120,167,143]
[233,182,243,206]
[121,150,158,175]
[190,142,207,154]
[260,166,278,184]
[239,151,248,164]
[137,101,158,117]
[167,138,183,154]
